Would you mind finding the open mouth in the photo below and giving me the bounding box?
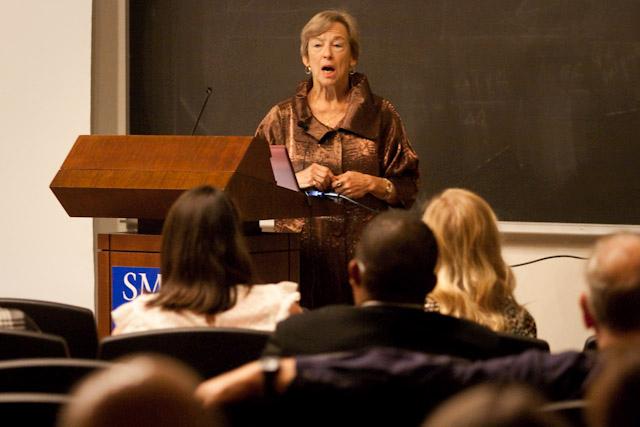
[321,66,335,73]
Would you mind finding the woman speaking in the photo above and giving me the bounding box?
[255,10,419,308]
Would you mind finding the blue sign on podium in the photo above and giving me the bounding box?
[112,266,162,311]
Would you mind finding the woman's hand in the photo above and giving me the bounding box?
[332,172,398,203]
[296,163,335,190]
[331,171,375,199]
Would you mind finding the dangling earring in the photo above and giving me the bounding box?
[305,66,311,75]
[349,67,356,75]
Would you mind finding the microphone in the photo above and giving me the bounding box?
[305,190,379,213]
[191,87,213,135]
[305,190,340,198]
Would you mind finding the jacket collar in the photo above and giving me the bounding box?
[294,73,380,141]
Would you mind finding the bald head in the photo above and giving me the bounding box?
[58,355,219,427]
[586,233,640,332]
[354,210,438,304]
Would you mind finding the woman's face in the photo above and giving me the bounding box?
[303,22,356,90]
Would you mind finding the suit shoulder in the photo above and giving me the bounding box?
[275,305,357,328]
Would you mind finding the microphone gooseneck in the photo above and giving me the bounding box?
[191,87,213,135]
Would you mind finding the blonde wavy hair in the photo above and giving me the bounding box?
[422,188,520,332]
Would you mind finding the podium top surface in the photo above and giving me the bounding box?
[50,135,342,221]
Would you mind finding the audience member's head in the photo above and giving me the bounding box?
[348,209,438,305]
[151,185,255,315]
[582,232,640,347]
[422,382,570,427]
[58,354,223,427]
[422,188,524,332]
[586,340,640,427]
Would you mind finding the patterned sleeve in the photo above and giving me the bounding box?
[378,100,419,208]
[254,104,288,146]
[424,297,440,312]
[503,298,538,338]
[512,307,538,339]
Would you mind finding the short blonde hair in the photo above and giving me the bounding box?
[423,383,569,427]
[58,355,215,427]
[422,188,519,332]
[300,9,360,60]
[586,232,640,332]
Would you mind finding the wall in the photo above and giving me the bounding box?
[503,225,595,352]
[91,0,129,272]
[504,222,640,351]
[0,2,94,308]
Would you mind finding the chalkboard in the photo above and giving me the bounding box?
[129,1,640,224]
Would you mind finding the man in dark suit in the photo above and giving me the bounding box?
[263,210,546,359]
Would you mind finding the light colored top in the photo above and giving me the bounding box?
[111,281,301,335]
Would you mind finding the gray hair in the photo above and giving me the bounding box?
[300,9,360,60]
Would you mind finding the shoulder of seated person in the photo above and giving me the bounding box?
[427,311,501,333]
[278,304,357,320]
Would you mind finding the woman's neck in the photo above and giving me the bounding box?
[308,79,350,105]
[306,82,351,128]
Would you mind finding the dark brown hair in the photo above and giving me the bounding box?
[149,185,254,315]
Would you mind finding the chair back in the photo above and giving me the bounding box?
[0,358,111,393]
[0,298,98,358]
[495,332,550,356]
[0,330,68,359]
[0,392,69,426]
[98,327,270,378]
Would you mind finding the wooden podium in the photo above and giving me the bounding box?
[51,135,341,336]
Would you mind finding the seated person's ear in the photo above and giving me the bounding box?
[580,293,595,329]
[348,259,362,289]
